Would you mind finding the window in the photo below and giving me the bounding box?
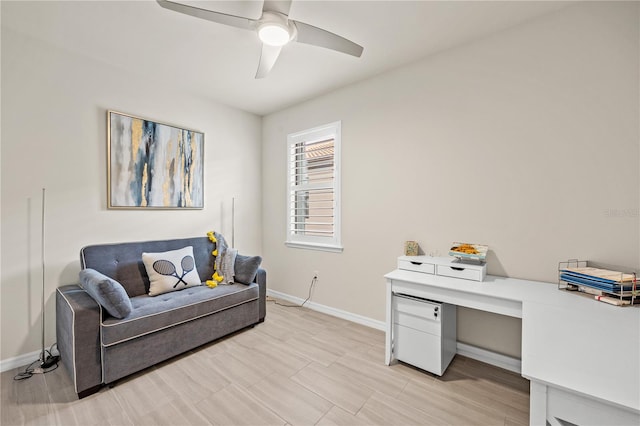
[286,121,342,252]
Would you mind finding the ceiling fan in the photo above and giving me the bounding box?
[156,0,364,78]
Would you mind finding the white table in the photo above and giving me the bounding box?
[384,269,640,426]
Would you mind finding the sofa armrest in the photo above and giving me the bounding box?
[255,268,266,322]
[56,285,103,397]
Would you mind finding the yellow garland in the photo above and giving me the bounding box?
[207,230,224,284]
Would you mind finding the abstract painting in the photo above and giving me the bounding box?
[108,111,204,209]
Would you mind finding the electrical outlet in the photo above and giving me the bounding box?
[313,270,319,279]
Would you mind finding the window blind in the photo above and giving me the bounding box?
[286,121,341,251]
[289,138,335,237]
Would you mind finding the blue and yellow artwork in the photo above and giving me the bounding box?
[108,111,204,209]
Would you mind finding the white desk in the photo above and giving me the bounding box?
[385,269,640,426]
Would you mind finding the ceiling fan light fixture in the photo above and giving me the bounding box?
[258,23,291,46]
[156,0,363,78]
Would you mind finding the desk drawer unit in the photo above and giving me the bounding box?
[397,255,486,282]
[392,293,456,376]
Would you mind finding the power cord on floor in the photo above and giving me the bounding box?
[13,343,60,381]
[268,276,317,308]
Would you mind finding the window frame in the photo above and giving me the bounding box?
[285,121,342,253]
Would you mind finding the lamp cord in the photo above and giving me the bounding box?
[268,276,317,308]
[13,343,59,381]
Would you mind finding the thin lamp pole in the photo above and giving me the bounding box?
[41,188,46,364]
[231,197,235,248]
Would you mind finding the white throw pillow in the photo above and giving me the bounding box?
[142,246,202,296]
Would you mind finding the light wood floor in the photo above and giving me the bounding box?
[1,300,530,425]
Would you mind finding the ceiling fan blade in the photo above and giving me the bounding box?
[156,0,256,31]
[293,21,363,58]
[255,44,283,79]
[262,0,292,16]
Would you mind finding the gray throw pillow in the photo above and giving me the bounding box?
[79,268,133,319]
[234,254,262,284]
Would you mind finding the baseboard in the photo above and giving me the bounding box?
[266,289,386,331]
[456,342,521,373]
[0,350,41,373]
[267,289,522,374]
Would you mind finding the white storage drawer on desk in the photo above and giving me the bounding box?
[437,264,486,281]
[398,257,435,275]
[392,294,456,376]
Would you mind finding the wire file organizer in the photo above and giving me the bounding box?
[558,259,638,306]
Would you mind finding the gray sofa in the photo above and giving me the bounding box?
[56,236,266,398]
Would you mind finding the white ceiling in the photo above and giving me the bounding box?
[3,0,572,115]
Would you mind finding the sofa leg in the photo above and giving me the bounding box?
[77,384,102,399]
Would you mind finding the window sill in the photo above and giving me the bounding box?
[285,241,343,253]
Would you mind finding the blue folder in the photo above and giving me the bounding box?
[560,273,635,292]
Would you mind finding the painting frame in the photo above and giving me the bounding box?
[107,110,204,209]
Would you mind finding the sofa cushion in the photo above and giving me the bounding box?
[101,283,259,346]
[142,246,202,296]
[79,268,133,319]
[234,254,263,284]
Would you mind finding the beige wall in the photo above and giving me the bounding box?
[262,1,639,358]
[1,28,262,361]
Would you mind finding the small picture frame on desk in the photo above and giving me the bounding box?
[404,241,419,256]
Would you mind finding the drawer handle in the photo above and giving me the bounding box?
[410,261,423,265]
[450,267,465,271]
